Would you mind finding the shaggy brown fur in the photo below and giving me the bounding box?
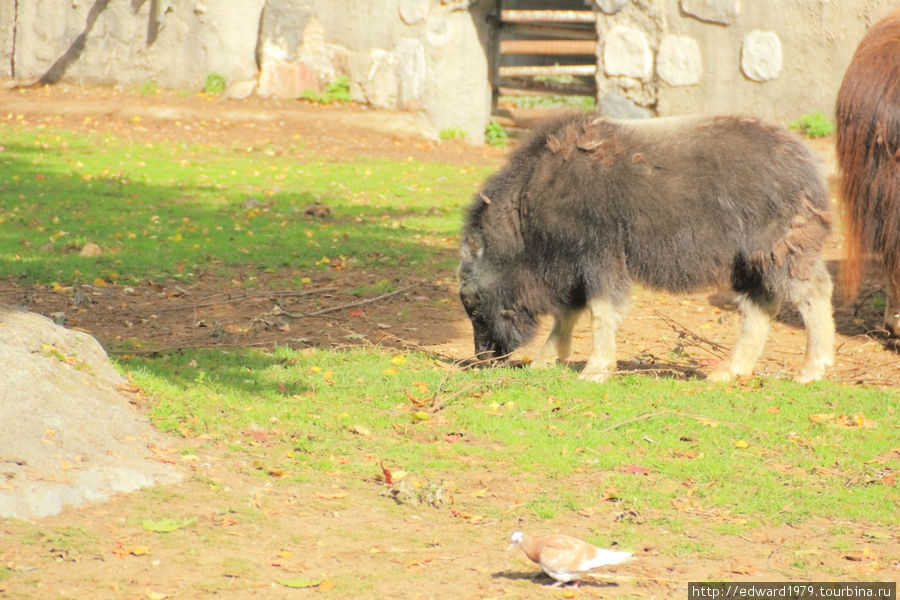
[459,112,835,382]
[836,10,900,333]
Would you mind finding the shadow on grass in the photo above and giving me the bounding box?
[0,142,460,284]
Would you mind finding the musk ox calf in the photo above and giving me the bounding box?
[836,9,900,335]
[458,112,835,383]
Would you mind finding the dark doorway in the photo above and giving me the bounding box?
[488,0,598,128]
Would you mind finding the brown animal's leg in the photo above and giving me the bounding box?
[579,297,624,383]
[708,294,779,382]
[884,270,900,336]
[787,260,835,383]
[532,309,581,368]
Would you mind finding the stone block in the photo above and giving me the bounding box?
[257,59,319,99]
[257,0,315,65]
[741,30,782,82]
[598,90,652,119]
[394,37,426,110]
[352,48,398,109]
[681,0,740,25]
[603,25,653,81]
[657,35,702,86]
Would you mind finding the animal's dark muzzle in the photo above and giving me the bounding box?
[473,335,509,363]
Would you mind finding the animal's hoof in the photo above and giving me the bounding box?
[577,370,610,383]
[706,366,736,382]
[794,366,825,384]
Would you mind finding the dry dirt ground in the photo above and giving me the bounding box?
[0,82,898,599]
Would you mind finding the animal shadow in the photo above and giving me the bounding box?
[491,569,620,588]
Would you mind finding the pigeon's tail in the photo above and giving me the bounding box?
[586,549,632,569]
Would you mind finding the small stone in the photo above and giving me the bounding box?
[225,79,257,100]
[79,242,102,257]
[594,0,628,14]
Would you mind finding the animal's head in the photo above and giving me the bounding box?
[507,530,525,551]
[458,226,537,363]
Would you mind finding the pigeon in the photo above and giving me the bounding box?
[508,531,632,586]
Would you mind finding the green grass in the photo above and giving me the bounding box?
[0,125,490,285]
[439,127,466,141]
[789,112,835,138]
[300,75,352,104]
[3,119,897,554]
[485,121,509,148]
[125,346,899,529]
[500,94,595,111]
[203,73,227,95]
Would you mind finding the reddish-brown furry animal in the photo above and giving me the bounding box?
[836,9,900,335]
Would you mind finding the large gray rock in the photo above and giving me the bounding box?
[0,306,183,519]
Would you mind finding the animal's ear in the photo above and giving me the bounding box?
[460,232,484,262]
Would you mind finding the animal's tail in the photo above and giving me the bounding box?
[835,10,900,301]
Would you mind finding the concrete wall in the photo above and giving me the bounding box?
[0,0,896,142]
[594,0,897,123]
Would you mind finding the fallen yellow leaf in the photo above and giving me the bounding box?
[809,413,835,423]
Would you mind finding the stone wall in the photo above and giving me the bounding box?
[256,0,492,143]
[1,0,897,142]
[7,0,264,91]
[2,0,490,143]
[594,0,897,123]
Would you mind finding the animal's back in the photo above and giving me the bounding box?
[510,113,827,293]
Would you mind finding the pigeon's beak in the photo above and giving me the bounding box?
[506,542,518,551]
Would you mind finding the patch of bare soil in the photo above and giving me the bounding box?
[0,82,897,599]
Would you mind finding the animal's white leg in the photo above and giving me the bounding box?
[708,295,778,382]
[579,297,623,383]
[790,261,835,383]
[532,309,580,368]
